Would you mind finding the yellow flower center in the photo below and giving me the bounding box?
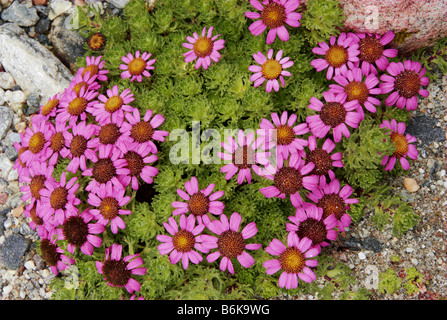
[276,125,295,145]
[99,197,119,220]
[104,96,124,113]
[82,65,99,78]
[73,82,88,96]
[128,57,147,76]
[325,45,348,68]
[390,132,409,158]
[261,59,283,80]
[193,37,214,58]
[345,81,370,104]
[67,97,88,116]
[279,247,305,274]
[41,98,59,116]
[29,132,46,154]
[172,229,196,253]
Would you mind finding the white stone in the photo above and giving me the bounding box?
[105,0,130,9]
[358,252,366,260]
[48,0,73,20]
[0,23,72,105]
[0,71,15,90]
[2,284,13,295]
[24,260,36,270]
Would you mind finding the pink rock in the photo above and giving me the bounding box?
[302,0,447,54]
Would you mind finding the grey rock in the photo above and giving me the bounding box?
[4,145,18,161]
[105,0,130,9]
[406,114,446,146]
[0,233,30,270]
[35,17,50,34]
[0,23,72,105]
[0,71,15,90]
[362,237,383,253]
[2,131,21,147]
[26,92,41,115]
[0,153,13,179]
[0,105,13,141]
[341,237,362,251]
[48,15,86,72]
[0,1,39,27]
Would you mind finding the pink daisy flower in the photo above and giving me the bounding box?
[46,120,71,167]
[263,232,320,289]
[350,31,399,76]
[19,116,54,167]
[156,214,209,270]
[201,212,262,274]
[310,32,360,80]
[59,120,98,173]
[38,171,80,227]
[303,135,343,178]
[87,85,135,125]
[78,55,109,82]
[56,208,105,256]
[38,93,62,120]
[96,243,147,294]
[286,203,338,250]
[245,0,302,45]
[13,138,30,183]
[379,119,418,171]
[56,86,99,127]
[82,144,130,194]
[329,66,382,119]
[379,60,430,111]
[87,185,132,234]
[119,141,159,190]
[182,26,225,70]
[306,177,358,232]
[306,91,362,143]
[120,51,156,82]
[218,129,270,184]
[249,49,293,92]
[259,153,319,208]
[171,176,225,223]
[39,228,75,276]
[66,68,101,97]
[120,108,169,154]
[20,161,56,208]
[257,110,309,159]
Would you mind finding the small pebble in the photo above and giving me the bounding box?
[404,177,420,193]
[358,252,366,260]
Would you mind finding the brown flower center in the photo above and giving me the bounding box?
[390,132,409,158]
[193,37,214,58]
[41,99,59,116]
[344,81,370,104]
[306,148,332,176]
[30,174,46,200]
[50,132,65,153]
[261,59,283,80]
[128,57,147,76]
[317,193,346,220]
[99,123,121,145]
[279,247,305,274]
[73,82,88,96]
[232,145,255,169]
[296,218,328,246]
[92,158,116,184]
[130,121,154,143]
[187,192,210,217]
[274,167,303,195]
[261,2,286,29]
[17,147,28,167]
[67,97,88,116]
[29,204,43,226]
[62,216,89,247]
[70,135,87,158]
[50,186,69,210]
[99,197,120,220]
[358,36,383,63]
[218,230,245,259]
[102,259,131,287]
[320,102,347,127]
[29,132,46,154]
[104,96,124,114]
[172,229,196,253]
[40,239,60,267]
[124,151,144,177]
[394,70,421,99]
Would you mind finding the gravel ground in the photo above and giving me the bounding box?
[0,0,445,300]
